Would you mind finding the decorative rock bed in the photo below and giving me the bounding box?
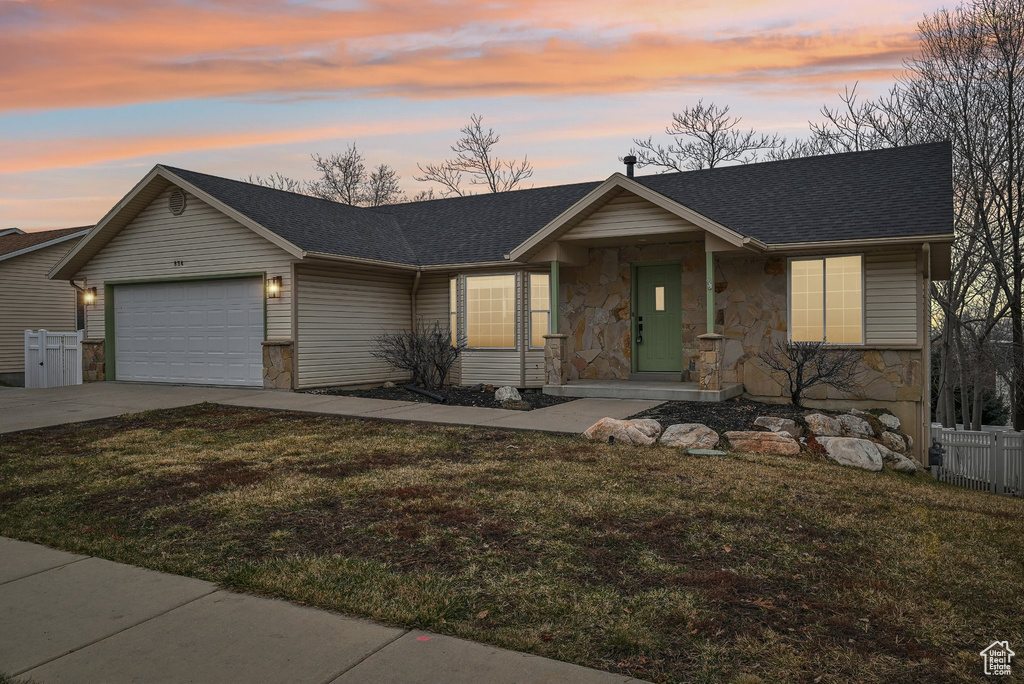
[582,406,919,475]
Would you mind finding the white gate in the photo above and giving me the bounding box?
[24,329,83,389]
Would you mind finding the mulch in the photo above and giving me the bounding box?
[629,398,818,433]
[302,384,575,411]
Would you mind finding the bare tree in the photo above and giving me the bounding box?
[903,0,1024,429]
[371,318,466,390]
[415,114,533,197]
[307,144,405,207]
[759,339,860,408]
[246,173,306,193]
[630,101,784,172]
[307,145,366,205]
[411,188,436,202]
[246,143,406,207]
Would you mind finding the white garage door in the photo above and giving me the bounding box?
[114,278,264,386]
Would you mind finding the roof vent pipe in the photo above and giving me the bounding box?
[623,155,636,178]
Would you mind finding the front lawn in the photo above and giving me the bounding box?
[1,405,1021,683]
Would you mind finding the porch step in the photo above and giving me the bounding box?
[629,372,684,382]
[544,380,744,403]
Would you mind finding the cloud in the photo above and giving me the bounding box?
[0,117,459,174]
[0,0,919,112]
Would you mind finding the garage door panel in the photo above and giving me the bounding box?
[114,278,264,386]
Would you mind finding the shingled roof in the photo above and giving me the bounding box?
[0,226,90,260]
[164,142,952,267]
[163,167,418,265]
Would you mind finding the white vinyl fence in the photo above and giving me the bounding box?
[930,426,1023,498]
[24,329,83,389]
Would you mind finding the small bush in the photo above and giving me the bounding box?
[371,318,466,390]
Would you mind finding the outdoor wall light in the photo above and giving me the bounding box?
[83,287,97,305]
[267,276,282,298]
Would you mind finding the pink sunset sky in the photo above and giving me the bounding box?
[2,0,940,231]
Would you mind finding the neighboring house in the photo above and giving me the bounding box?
[0,227,90,386]
[49,143,953,458]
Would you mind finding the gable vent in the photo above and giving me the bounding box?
[168,188,187,216]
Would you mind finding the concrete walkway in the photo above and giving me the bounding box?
[0,383,662,435]
[0,537,638,683]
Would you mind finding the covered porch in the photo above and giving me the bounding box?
[509,176,781,403]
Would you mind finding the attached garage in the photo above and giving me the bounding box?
[112,278,265,386]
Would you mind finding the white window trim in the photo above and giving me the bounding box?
[462,272,519,350]
[786,254,866,346]
[528,272,550,350]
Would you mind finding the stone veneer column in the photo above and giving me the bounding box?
[82,340,105,382]
[698,333,723,391]
[543,333,569,386]
[262,340,293,389]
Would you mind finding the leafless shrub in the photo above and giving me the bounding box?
[759,338,861,408]
[371,318,465,390]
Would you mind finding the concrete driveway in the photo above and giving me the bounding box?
[0,383,262,434]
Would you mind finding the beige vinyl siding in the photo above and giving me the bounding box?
[524,350,545,386]
[0,242,79,374]
[415,272,461,384]
[295,264,413,388]
[76,189,294,340]
[865,252,919,345]
[563,191,697,241]
[461,351,524,386]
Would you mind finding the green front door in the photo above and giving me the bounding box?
[635,263,682,372]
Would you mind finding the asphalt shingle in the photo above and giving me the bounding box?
[163,142,952,267]
[0,227,89,258]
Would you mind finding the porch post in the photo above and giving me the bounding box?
[705,251,715,334]
[549,260,560,333]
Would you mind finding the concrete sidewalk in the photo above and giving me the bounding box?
[0,383,661,435]
[0,537,638,684]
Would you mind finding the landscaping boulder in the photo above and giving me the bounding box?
[583,417,663,446]
[660,423,720,449]
[753,416,803,439]
[878,413,901,431]
[724,431,800,456]
[804,413,842,437]
[382,381,396,388]
[495,386,522,403]
[876,442,918,474]
[838,413,875,438]
[881,431,908,453]
[816,437,883,472]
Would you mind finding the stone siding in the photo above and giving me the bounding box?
[82,340,105,382]
[556,244,921,405]
[262,340,293,389]
[560,243,707,381]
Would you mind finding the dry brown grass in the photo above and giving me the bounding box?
[1,403,1021,683]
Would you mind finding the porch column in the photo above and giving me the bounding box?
[549,260,560,333]
[705,251,715,334]
[543,333,569,385]
[698,333,723,391]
